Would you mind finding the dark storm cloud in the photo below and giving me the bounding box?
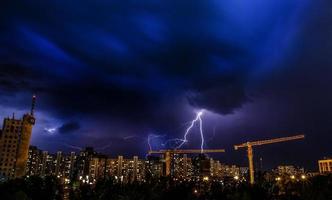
[58,121,80,134]
[0,64,34,91]
[0,0,312,119]
[0,0,270,118]
[188,82,249,115]
[2,0,332,169]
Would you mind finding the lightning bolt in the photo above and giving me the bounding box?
[161,138,186,148]
[60,142,112,152]
[147,135,153,151]
[123,135,136,140]
[199,112,204,153]
[207,126,217,143]
[176,110,205,153]
[62,143,83,151]
[96,143,112,151]
[147,110,206,153]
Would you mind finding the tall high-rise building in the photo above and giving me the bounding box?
[26,146,43,176]
[26,147,77,181]
[192,154,211,180]
[210,159,222,178]
[117,155,123,177]
[88,155,107,182]
[66,152,76,179]
[0,95,36,179]
[173,154,193,180]
[145,156,163,179]
[133,156,138,180]
[55,151,63,176]
[74,147,96,180]
[41,151,55,176]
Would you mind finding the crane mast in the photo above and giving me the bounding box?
[234,134,305,185]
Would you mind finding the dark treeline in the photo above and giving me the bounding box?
[0,175,332,200]
[0,176,63,200]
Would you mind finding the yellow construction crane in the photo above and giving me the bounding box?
[234,134,305,185]
[148,149,226,176]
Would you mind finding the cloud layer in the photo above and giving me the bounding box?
[0,0,331,169]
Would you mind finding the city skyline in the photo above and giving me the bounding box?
[0,102,312,170]
[1,0,332,172]
[24,144,311,182]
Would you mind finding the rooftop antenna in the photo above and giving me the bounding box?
[31,95,36,116]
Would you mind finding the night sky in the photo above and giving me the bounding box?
[1,1,332,170]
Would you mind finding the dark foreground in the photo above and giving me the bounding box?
[0,175,331,200]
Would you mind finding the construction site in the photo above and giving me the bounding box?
[147,134,305,184]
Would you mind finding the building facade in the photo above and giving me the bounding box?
[25,147,77,180]
[275,165,305,176]
[0,96,36,179]
[26,146,43,176]
[318,158,332,174]
[25,146,147,184]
